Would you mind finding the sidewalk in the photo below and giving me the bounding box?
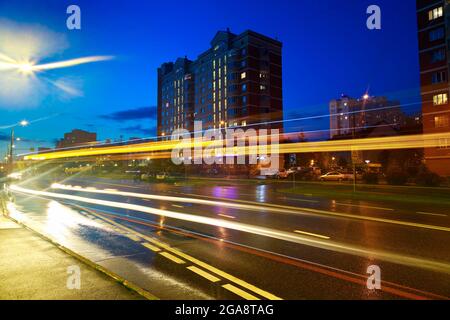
[0,214,144,300]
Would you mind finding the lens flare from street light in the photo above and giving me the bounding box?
[17,62,34,75]
[20,120,29,127]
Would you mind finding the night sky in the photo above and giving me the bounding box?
[0,0,420,154]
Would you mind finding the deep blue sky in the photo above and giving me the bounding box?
[0,0,420,153]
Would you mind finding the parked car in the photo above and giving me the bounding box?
[287,167,299,175]
[156,172,169,180]
[319,171,347,182]
[7,172,23,181]
[277,169,289,179]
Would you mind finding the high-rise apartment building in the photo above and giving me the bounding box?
[329,94,403,139]
[417,0,450,175]
[157,29,283,139]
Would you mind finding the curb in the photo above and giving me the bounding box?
[0,196,158,300]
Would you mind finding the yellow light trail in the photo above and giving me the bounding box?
[9,184,450,275]
[22,132,450,161]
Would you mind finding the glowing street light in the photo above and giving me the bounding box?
[17,62,34,75]
[8,119,30,172]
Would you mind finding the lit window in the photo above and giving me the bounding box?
[429,7,443,21]
[435,115,449,128]
[241,72,246,79]
[242,84,247,92]
[260,85,267,91]
[433,93,448,105]
[241,121,247,126]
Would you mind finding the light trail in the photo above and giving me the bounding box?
[9,184,450,274]
[49,183,314,217]
[22,131,450,161]
[50,183,450,232]
[294,230,330,240]
[30,56,114,71]
[0,54,113,73]
[81,206,446,300]
[0,114,60,130]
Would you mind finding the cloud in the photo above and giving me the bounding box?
[0,19,69,108]
[100,106,157,121]
[0,19,68,63]
[0,20,113,109]
[0,131,47,144]
[120,125,156,136]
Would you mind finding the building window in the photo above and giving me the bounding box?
[431,49,446,63]
[227,109,237,117]
[432,71,447,84]
[240,72,246,79]
[435,115,449,128]
[429,7,443,21]
[241,120,247,126]
[433,93,448,105]
[429,27,445,42]
[242,84,247,92]
[260,85,267,91]
[242,96,247,104]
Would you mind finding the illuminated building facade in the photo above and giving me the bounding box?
[329,95,403,139]
[417,0,450,175]
[157,29,283,139]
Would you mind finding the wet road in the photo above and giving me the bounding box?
[6,177,450,300]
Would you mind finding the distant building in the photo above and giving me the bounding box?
[157,29,283,138]
[56,129,97,149]
[417,0,450,175]
[329,95,403,139]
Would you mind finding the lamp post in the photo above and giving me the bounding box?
[8,120,29,173]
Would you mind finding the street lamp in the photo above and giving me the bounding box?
[20,120,29,127]
[8,120,29,173]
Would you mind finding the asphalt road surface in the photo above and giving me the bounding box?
[6,176,450,300]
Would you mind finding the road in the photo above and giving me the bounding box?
[6,176,450,300]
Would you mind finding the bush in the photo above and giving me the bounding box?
[386,170,408,186]
[362,172,379,184]
[416,170,441,187]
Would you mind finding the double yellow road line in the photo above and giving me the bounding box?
[82,206,282,300]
